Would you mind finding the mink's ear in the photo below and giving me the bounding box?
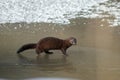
[69,38,77,45]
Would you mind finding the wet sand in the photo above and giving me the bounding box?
[0,18,120,80]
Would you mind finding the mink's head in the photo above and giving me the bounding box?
[67,37,77,45]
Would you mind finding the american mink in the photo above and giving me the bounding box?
[17,37,77,56]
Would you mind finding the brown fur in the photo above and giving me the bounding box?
[17,37,77,56]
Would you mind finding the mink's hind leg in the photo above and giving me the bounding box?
[44,50,53,54]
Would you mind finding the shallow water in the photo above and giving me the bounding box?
[0,0,120,80]
[0,18,120,80]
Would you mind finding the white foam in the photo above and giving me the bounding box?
[0,0,108,24]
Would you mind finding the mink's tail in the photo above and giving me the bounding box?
[17,43,36,54]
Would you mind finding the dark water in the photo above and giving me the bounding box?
[0,1,120,80]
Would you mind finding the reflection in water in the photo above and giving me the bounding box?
[17,54,73,71]
[14,54,76,79]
